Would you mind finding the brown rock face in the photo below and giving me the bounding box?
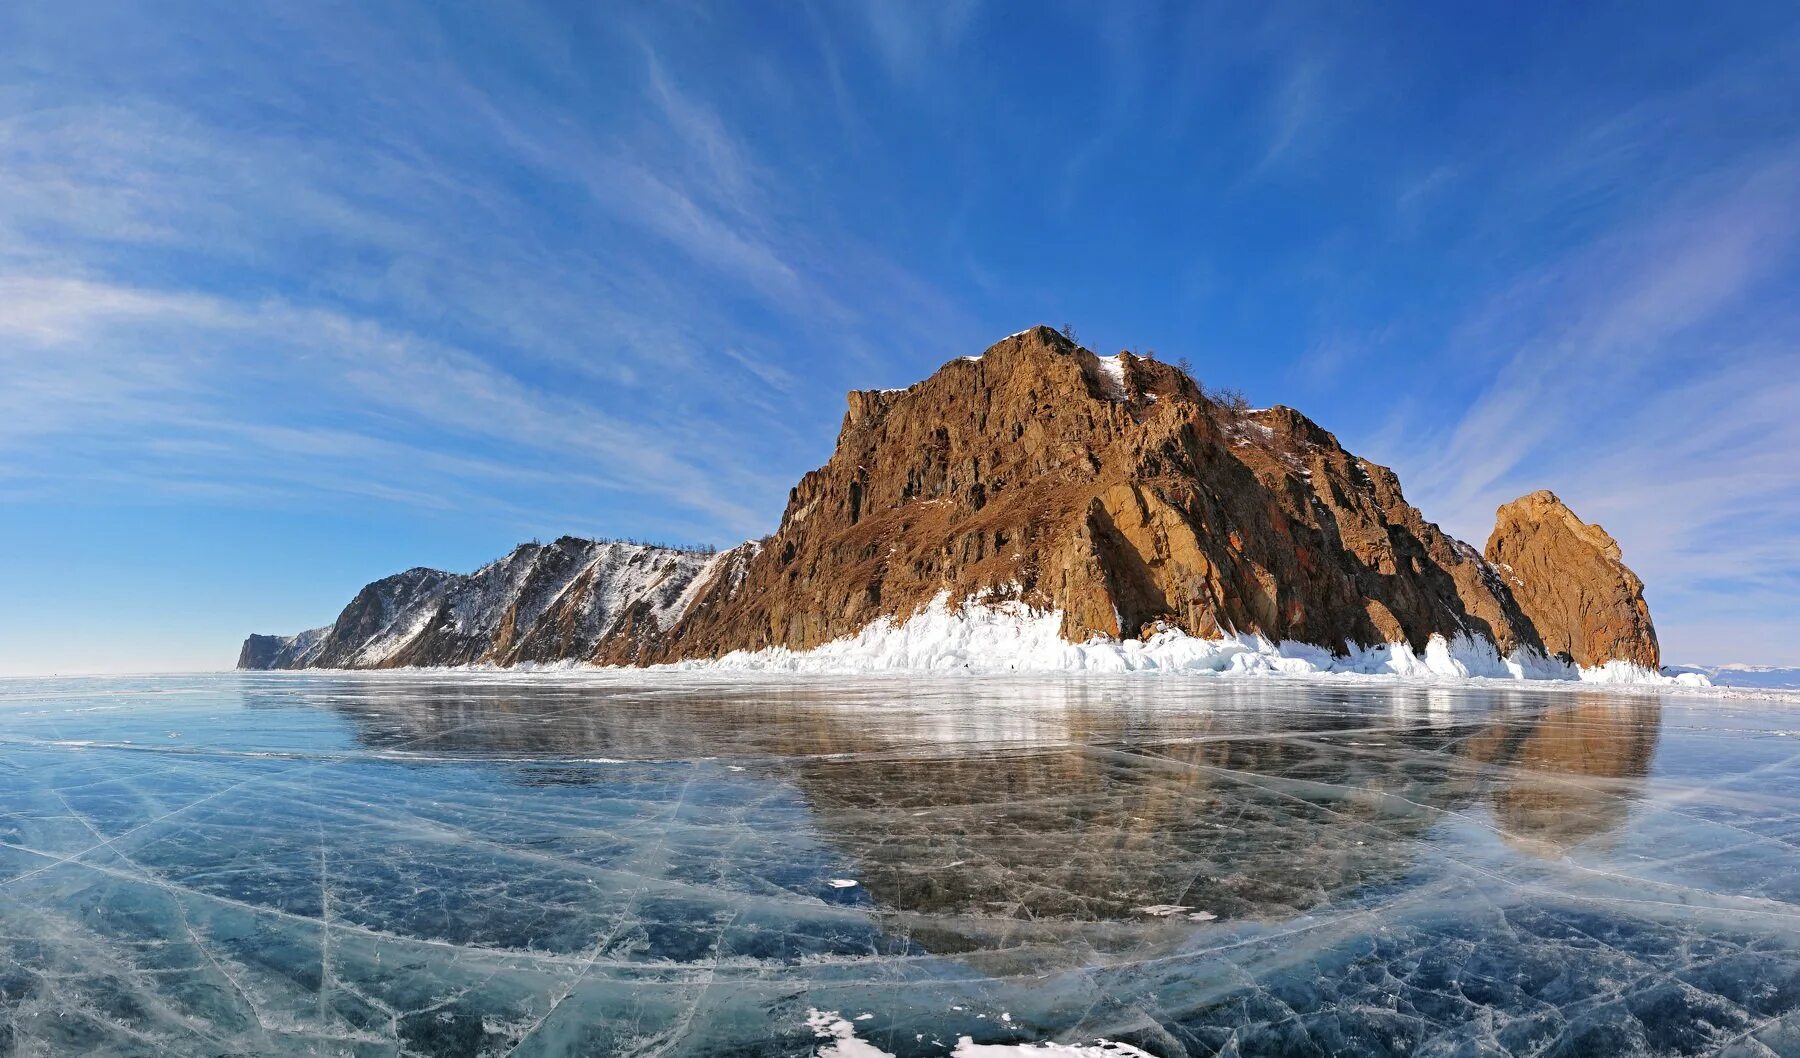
[1484,491,1660,669]
[652,326,1545,662]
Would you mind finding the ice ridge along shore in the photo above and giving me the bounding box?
[661,594,1707,685]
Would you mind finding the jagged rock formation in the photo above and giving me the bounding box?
[238,634,283,670]
[650,326,1547,663]
[592,541,759,665]
[242,327,1665,672]
[237,628,328,670]
[242,538,732,669]
[1485,490,1660,668]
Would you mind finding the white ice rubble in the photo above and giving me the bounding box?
[668,593,1710,687]
[951,1042,1157,1058]
[807,1010,1156,1058]
[807,1010,900,1058]
[1664,663,1800,690]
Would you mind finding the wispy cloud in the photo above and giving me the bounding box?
[0,275,785,532]
[855,0,982,81]
[0,4,982,546]
[1257,58,1326,169]
[1388,147,1800,661]
[1404,154,1798,517]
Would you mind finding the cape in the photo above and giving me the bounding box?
[241,327,1660,674]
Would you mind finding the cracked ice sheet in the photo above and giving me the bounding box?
[0,674,1795,1055]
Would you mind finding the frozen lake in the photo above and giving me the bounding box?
[0,673,1796,1056]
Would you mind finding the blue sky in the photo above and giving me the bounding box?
[2,2,1795,674]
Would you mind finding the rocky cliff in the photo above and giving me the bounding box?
[241,327,1664,673]
[242,537,732,669]
[1485,490,1660,669]
[651,326,1548,662]
[237,628,329,669]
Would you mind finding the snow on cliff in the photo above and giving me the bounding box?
[246,538,724,669]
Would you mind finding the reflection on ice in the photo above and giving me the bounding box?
[1465,700,1662,856]
[0,673,1794,1056]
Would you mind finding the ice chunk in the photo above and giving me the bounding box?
[808,1009,897,1057]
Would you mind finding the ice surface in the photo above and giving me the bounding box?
[0,672,1796,1056]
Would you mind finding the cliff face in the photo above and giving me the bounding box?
[240,538,726,669]
[650,326,1542,663]
[241,327,1665,672]
[237,629,328,670]
[1485,491,1660,669]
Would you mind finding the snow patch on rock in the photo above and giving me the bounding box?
[1092,354,1128,400]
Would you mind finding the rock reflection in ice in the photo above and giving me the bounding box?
[0,673,1794,1056]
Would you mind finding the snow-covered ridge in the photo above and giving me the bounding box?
[239,626,330,669]
[665,593,1710,687]
[361,538,716,666]
[248,538,726,669]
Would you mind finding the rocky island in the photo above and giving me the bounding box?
[241,326,1665,677]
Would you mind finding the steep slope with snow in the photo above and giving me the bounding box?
[236,627,329,670]
[241,538,728,669]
